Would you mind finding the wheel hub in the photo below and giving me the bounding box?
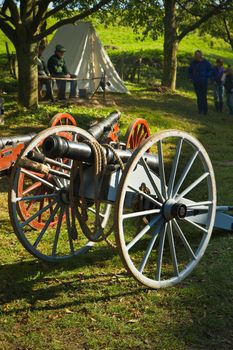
[59,188,70,205]
[163,199,187,221]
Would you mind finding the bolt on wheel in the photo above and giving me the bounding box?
[115,130,216,288]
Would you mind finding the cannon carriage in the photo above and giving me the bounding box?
[3,110,233,288]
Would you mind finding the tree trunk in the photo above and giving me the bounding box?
[162,0,178,90]
[15,38,38,108]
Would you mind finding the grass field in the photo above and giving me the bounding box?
[0,22,233,350]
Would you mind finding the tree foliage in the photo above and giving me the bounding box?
[0,0,114,44]
[114,0,233,43]
[200,10,233,50]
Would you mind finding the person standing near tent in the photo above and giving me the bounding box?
[211,58,225,112]
[188,50,212,115]
[47,44,77,100]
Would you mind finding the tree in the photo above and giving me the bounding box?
[200,11,233,51]
[0,0,113,107]
[117,0,233,90]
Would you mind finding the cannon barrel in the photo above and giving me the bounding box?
[0,133,36,150]
[42,135,159,170]
[87,110,121,140]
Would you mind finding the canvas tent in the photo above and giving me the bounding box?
[43,22,128,95]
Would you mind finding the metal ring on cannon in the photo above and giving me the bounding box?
[114,130,216,288]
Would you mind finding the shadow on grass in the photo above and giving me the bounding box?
[0,244,146,314]
[1,235,233,348]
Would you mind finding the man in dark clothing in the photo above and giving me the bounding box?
[211,58,224,112]
[188,50,212,114]
[224,67,233,115]
[37,43,54,101]
[47,44,77,100]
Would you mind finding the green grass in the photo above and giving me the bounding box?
[0,23,233,350]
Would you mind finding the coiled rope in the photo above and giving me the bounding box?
[72,139,125,248]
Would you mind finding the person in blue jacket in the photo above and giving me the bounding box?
[188,50,212,114]
[211,58,224,112]
[224,67,233,116]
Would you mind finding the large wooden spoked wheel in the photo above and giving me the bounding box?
[8,126,111,262]
[49,113,77,127]
[115,130,216,288]
[16,114,76,230]
[124,118,150,149]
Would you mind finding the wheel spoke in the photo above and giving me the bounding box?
[176,172,210,201]
[25,198,36,213]
[52,174,64,188]
[126,215,162,251]
[167,221,179,276]
[167,138,183,198]
[128,184,162,207]
[48,158,71,170]
[88,207,105,218]
[133,126,139,145]
[16,193,57,202]
[130,132,135,149]
[172,150,199,198]
[136,125,143,144]
[35,146,42,154]
[22,181,43,196]
[33,203,60,248]
[138,220,163,273]
[172,219,197,260]
[138,128,148,144]
[52,206,65,256]
[156,222,167,281]
[20,200,57,228]
[123,208,161,219]
[157,140,167,199]
[38,198,45,223]
[140,157,164,202]
[57,159,68,187]
[65,208,74,254]
[21,168,60,191]
[183,217,208,233]
[50,169,70,180]
[186,201,213,208]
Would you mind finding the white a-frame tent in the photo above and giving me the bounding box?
[43,22,128,95]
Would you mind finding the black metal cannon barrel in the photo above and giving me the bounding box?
[87,110,121,140]
[42,135,159,170]
[0,133,36,150]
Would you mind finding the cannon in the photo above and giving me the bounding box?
[6,111,122,236]
[7,112,151,259]
[9,111,233,289]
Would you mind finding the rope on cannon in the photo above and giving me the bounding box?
[70,139,125,248]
